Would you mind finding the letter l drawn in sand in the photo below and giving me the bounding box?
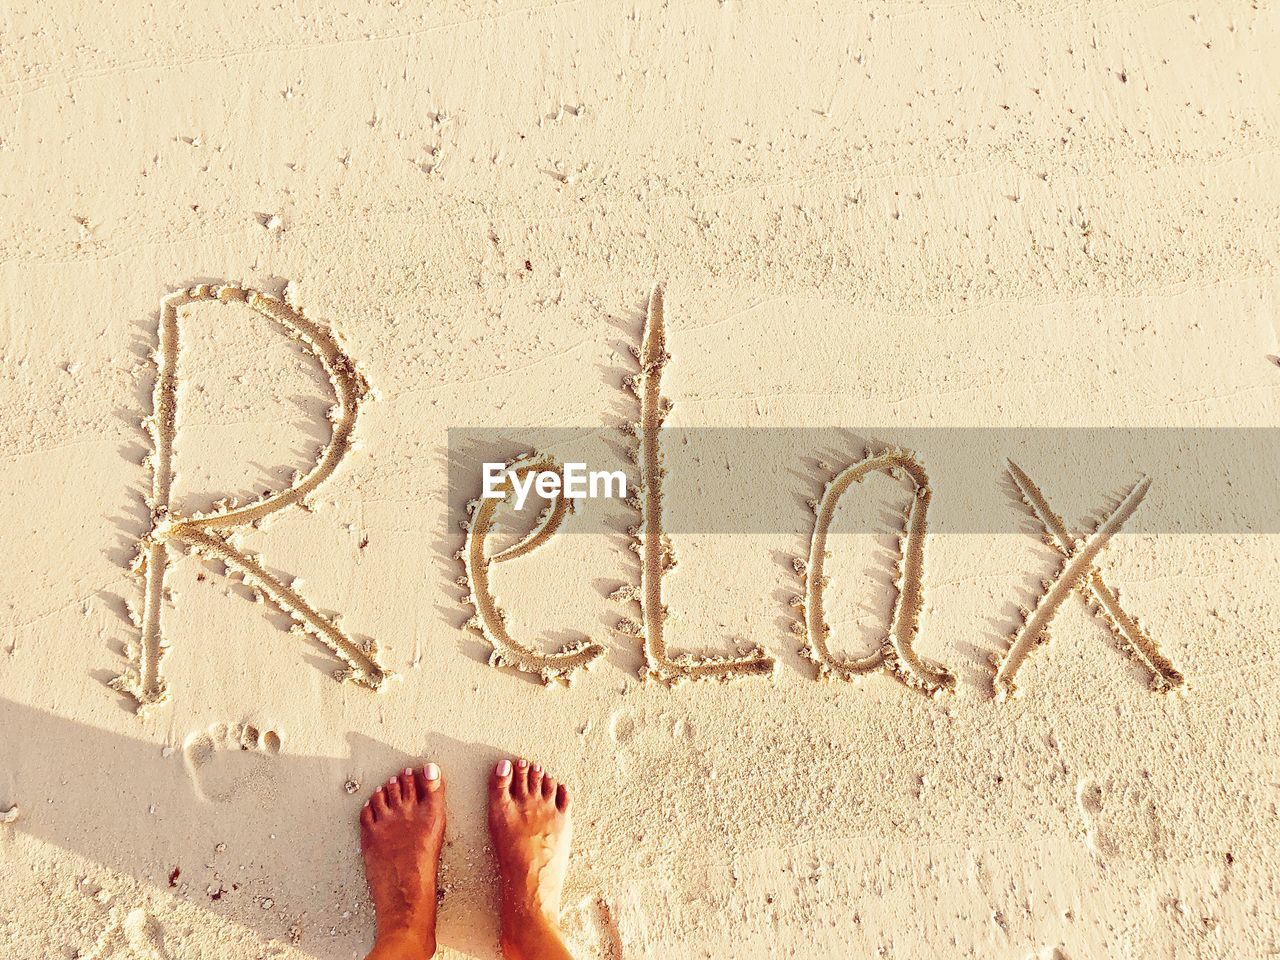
[614,285,776,684]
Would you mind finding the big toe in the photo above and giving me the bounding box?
[415,763,444,809]
[490,758,514,803]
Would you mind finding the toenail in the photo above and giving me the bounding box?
[532,764,542,774]
[403,767,413,777]
[517,758,528,768]
[497,759,512,776]
[425,762,440,780]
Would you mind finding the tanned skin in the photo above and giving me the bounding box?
[360,758,575,960]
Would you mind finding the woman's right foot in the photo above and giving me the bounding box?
[360,764,445,959]
[488,758,575,959]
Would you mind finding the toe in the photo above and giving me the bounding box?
[360,801,375,830]
[384,775,403,807]
[555,783,570,813]
[417,762,443,798]
[398,767,417,803]
[491,758,513,798]
[423,762,442,793]
[541,776,556,800]
[528,763,544,797]
[371,787,390,820]
[512,759,530,798]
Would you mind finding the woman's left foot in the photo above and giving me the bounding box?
[360,764,446,957]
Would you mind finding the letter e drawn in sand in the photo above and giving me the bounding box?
[460,454,606,684]
[795,449,955,697]
[115,284,388,710]
[993,461,1185,701]
[613,285,776,685]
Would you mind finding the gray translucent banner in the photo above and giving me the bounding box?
[447,427,1280,534]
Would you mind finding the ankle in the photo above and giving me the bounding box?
[498,911,564,960]
[500,880,559,928]
[371,926,436,959]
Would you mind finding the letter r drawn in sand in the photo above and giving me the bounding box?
[116,283,388,710]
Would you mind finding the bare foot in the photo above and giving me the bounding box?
[360,764,445,959]
[488,758,575,960]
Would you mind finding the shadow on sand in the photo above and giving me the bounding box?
[0,697,513,958]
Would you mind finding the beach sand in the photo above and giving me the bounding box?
[2,3,1278,957]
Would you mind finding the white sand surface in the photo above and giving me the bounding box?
[2,3,1278,958]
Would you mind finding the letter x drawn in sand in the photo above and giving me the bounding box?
[994,461,1185,700]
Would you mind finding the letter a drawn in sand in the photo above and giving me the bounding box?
[115,284,388,710]
[993,462,1185,700]
[613,285,775,684]
[460,453,606,684]
[795,449,955,697]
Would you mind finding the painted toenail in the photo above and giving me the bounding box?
[517,758,528,768]
[425,763,440,781]
[497,759,512,776]
[532,764,542,774]
[403,767,413,777]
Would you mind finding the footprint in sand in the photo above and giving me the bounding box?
[561,893,623,960]
[82,906,170,960]
[608,711,636,746]
[1076,777,1166,862]
[608,711,636,771]
[184,723,282,803]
